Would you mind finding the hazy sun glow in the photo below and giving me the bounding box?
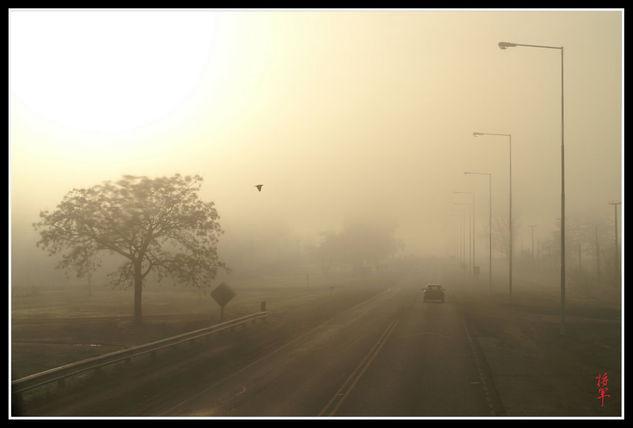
[10,10,242,162]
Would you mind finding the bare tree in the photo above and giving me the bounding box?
[491,215,520,258]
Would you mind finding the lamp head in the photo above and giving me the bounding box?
[498,41,517,50]
[473,132,482,137]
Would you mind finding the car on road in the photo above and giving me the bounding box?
[422,284,445,303]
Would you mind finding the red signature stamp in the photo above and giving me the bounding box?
[595,372,610,408]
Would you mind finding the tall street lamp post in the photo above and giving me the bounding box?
[465,172,492,293]
[454,191,476,277]
[454,202,472,274]
[473,132,512,302]
[455,213,462,268]
[453,210,466,270]
[498,40,565,334]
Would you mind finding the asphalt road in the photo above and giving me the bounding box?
[159,285,492,417]
[21,284,494,417]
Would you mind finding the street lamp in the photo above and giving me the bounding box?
[454,192,476,277]
[453,202,472,274]
[451,208,466,270]
[454,213,462,269]
[498,42,517,49]
[498,40,565,335]
[473,132,512,302]
[465,171,492,293]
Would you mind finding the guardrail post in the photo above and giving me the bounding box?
[261,301,266,312]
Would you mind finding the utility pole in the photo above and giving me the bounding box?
[459,216,465,269]
[608,201,621,285]
[462,209,472,274]
[460,218,463,268]
[529,225,536,261]
[488,175,492,291]
[461,213,466,271]
[473,192,476,277]
[595,225,601,284]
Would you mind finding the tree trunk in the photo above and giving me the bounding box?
[133,260,143,324]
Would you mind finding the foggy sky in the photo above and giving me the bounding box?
[9,9,622,285]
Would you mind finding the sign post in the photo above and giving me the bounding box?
[211,282,235,322]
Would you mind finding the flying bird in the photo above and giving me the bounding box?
[255,184,263,192]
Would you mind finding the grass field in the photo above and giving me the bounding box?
[11,272,393,380]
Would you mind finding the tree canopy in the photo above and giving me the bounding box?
[33,174,225,323]
[316,222,402,273]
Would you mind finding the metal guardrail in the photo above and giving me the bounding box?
[11,311,269,405]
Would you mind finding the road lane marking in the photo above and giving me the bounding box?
[160,286,398,416]
[319,319,399,416]
[398,331,453,339]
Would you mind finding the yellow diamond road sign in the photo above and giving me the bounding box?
[211,282,235,307]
